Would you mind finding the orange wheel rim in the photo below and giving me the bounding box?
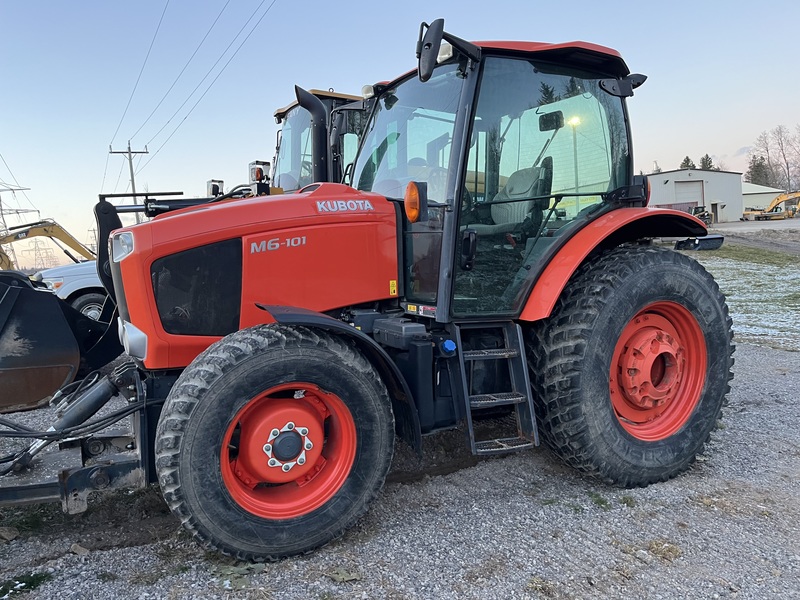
[220,383,357,519]
[609,301,706,441]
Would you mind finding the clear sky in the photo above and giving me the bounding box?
[2,1,797,266]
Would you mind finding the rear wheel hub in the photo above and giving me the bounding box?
[617,318,684,409]
[610,302,707,441]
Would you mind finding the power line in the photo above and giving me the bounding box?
[0,151,37,211]
[129,0,233,143]
[137,0,279,174]
[112,155,127,193]
[141,0,274,151]
[108,0,171,147]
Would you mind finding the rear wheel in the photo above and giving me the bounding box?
[155,325,394,561]
[527,246,734,487]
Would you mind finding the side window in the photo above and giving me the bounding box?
[341,132,358,177]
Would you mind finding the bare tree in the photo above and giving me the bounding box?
[752,131,782,188]
[771,125,794,190]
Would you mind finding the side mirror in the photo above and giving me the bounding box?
[417,19,444,83]
[539,111,564,132]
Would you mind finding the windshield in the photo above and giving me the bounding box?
[272,105,313,192]
[351,63,464,203]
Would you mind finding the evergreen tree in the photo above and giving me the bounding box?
[538,83,559,105]
[745,154,773,186]
[563,77,582,98]
[699,154,714,170]
[679,156,696,169]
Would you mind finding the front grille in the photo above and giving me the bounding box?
[151,239,242,336]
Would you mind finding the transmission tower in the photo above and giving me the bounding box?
[0,185,38,270]
[21,239,57,270]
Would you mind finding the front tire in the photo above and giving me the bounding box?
[155,325,394,561]
[70,292,106,320]
[527,246,734,487]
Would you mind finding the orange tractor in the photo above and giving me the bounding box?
[0,20,733,561]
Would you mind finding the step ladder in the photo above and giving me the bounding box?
[454,322,538,455]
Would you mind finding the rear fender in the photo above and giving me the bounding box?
[519,209,706,322]
[258,305,422,452]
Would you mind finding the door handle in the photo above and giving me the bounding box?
[460,228,477,271]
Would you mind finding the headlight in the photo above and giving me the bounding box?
[118,318,148,360]
[111,232,135,262]
[42,276,63,291]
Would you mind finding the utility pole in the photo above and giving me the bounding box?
[0,185,37,270]
[110,142,148,223]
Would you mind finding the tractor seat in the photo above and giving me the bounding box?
[471,157,552,236]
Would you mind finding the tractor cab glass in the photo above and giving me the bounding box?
[455,56,630,316]
[352,63,463,304]
[272,105,314,192]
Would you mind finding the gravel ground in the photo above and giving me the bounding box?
[1,341,798,600]
[2,224,799,599]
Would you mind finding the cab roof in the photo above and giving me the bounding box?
[273,89,361,120]
[474,40,630,77]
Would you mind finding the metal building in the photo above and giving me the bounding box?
[646,169,743,223]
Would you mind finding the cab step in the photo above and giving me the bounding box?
[475,437,536,455]
[454,321,538,456]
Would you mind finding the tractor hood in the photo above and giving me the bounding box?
[142,183,394,250]
[111,182,401,370]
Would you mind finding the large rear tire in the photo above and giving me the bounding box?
[526,246,734,487]
[155,325,394,561]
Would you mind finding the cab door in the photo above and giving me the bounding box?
[451,56,631,318]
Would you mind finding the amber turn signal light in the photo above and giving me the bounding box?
[404,181,428,223]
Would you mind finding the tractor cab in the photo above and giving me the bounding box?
[272,89,367,191]
[350,23,647,322]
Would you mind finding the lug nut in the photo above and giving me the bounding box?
[282,464,291,472]
[271,428,280,438]
[298,427,308,436]
[286,422,295,430]
[305,441,313,450]
[263,443,272,454]
[268,459,279,467]
[298,457,306,465]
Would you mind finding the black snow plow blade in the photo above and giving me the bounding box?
[0,272,121,413]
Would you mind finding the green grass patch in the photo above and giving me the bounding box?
[708,243,796,268]
[588,491,610,510]
[0,572,52,596]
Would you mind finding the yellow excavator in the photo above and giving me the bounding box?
[0,218,96,271]
[752,191,800,221]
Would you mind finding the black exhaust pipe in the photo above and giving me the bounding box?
[295,85,329,185]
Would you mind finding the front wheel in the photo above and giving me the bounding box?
[70,292,106,320]
[155,325,394,561]
[527,246,734,487]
